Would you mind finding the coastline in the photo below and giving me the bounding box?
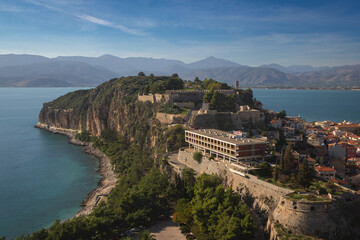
[34,122,118,217]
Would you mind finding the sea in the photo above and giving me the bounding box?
[0,88,359,238]
[0,88,100,239]
[253,89,360,123]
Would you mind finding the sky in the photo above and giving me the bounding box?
[0,0,360,66]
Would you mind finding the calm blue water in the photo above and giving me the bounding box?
[0,88,100,239]
[253,89,360,123]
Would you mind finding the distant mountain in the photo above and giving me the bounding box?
[0,54,359,88]
[55,54,186,74]
[0,54,49,68]
[0,60,117,87]
[294,64,360,87]
[177,66,294,87]
[260,63,330,73]
[186,56,243,69]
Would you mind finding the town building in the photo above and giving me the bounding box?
[335,123,360,133]
[185,129,267,163]
[314,166,336,181]
[328,142,347,159]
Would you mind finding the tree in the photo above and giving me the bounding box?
[194,76,201,84]
[277,110,287,119]
[143,85,150,94]
[247,124,253,137]
[138,72,146,77]
[172,73,179,78]
[273,166,279,180]
[138,230,156,240]
[193,152,202,163]
[281,144,296,173]
[297,159,314,188]
[203,88,214,103]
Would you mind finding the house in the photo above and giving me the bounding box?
[306,157,317,166]
[328,142,347,159]
[335,123,360,133]
[270,118,282,129]
[313,146,329,165]
[267,130,280,140]
[325,134,338,144]
[307,133,324,146]
[283,127,295,137]
[346,144,357,159]
[315,166,336,181]
[330,178,351,188]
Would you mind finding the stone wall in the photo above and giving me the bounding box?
[137,93,168,103]
[155,113,184,125]
[189,110,262,130]
[177,149,360,239]
[177,149,293,213]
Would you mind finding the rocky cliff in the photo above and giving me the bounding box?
[38,77,156,139]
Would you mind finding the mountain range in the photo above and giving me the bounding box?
[0,54,359,88]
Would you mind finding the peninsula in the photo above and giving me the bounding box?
[29,74,360,240]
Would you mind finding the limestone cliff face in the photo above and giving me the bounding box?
[38,78,155,138]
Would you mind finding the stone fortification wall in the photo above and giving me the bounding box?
[155,113,185,125]
[177,149,360,239]
[137,93,168,103]
[166,89,234,103]
[272,196,336,238]
[174,102,195,109]
[177,149,293,213]
[189,110,262,130]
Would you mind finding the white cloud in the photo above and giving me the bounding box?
[76,14,144,36]
[24,0,145,36]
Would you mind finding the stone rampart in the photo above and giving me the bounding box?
[177,149,293,213]
[137,93,169,103]
[272,196,337,239]
[177,149,360,239]
[156,113,185,125]
[189,110,262,130]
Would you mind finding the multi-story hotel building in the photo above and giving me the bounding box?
[185,129,267,163]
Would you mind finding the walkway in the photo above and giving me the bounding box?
[149,219,186,240]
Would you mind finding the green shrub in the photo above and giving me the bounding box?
[75,130,91,142]
[193,152,202,163]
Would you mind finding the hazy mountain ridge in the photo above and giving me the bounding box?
[260,63,330,73]
[0,60,117,87]
[0,54,359,87]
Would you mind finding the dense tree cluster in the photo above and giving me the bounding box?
[203,89,237,112]
[173,174,256,240]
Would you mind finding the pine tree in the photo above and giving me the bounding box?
[297,159,314,188]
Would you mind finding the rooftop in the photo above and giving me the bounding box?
[186,129,267,146]
[315,166,336,172]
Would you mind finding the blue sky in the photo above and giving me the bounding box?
[0,0,359,66]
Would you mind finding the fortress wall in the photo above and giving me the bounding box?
[272,196,337,238]
[156,113,184,125]
[177,150,293,212]
[137,93,170,104]
[138,94,156,103]
[237,110,262,124]
[174,102,195,109]
[176,150,356,239]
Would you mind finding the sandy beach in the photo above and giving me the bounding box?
[34,122,118,217]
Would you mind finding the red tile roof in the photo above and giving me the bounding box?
[315,166,336,172]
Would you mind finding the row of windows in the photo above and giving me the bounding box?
[185,133,236,149]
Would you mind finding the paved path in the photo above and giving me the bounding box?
[149,220,186,240]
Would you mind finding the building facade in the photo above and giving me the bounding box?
[185,129,267,163]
